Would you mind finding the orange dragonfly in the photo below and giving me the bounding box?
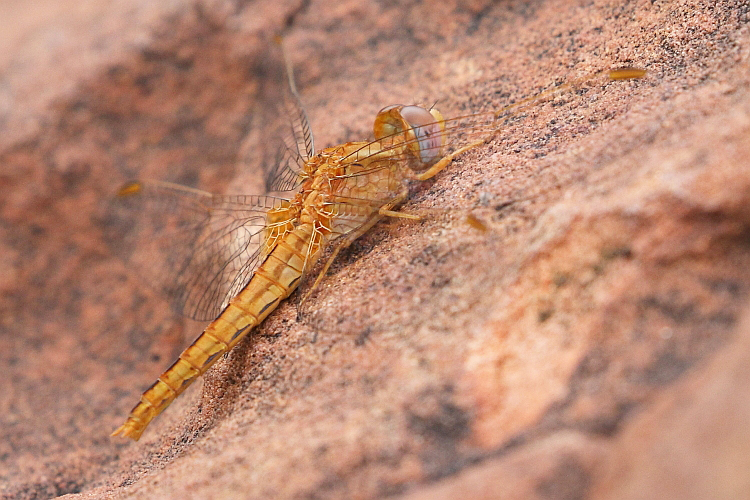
[109,50,645,440]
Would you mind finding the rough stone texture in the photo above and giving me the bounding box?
[1,0,749,498]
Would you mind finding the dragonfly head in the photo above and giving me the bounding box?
[373,104,446,171]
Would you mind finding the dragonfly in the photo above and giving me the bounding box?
[109,47,645,440]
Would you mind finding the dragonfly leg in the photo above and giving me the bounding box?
[378,208,421,220]
[300,193,408,304]
[415,140,485,181]
[300,239,347,305]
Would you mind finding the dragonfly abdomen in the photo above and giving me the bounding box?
[112,223,319,440]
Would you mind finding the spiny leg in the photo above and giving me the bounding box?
[298,131,489,308]
[300,192,410,305]
[378,208,421,220]
[415,140,485,181]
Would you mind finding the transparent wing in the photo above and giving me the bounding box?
[261,85,314,192]
[281,56,315,162]
[261,43,315,193]
[298,114,494,241]
[106,179,289,321]
[264,126,309,193]
[298,67,647,332]
[334,68,646,190]
[338,111,495,179]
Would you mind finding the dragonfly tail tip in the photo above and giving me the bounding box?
[117,181,143,198]
[111,421,144,441]
[608,67,647,80]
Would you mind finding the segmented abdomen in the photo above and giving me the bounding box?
[111,223,317,440]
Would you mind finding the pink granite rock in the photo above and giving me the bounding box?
[1,0,749,498]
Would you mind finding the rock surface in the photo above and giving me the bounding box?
[1,0,749,498]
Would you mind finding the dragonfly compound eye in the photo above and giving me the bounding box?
[399,105,446,166]
[374,105,446,168]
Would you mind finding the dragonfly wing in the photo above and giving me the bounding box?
[281,69,315,161]
[368,68,647,168]
[107,180,290,321]
[264,134,307,193]
[263,84,315,193]
[261,44,314,194]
